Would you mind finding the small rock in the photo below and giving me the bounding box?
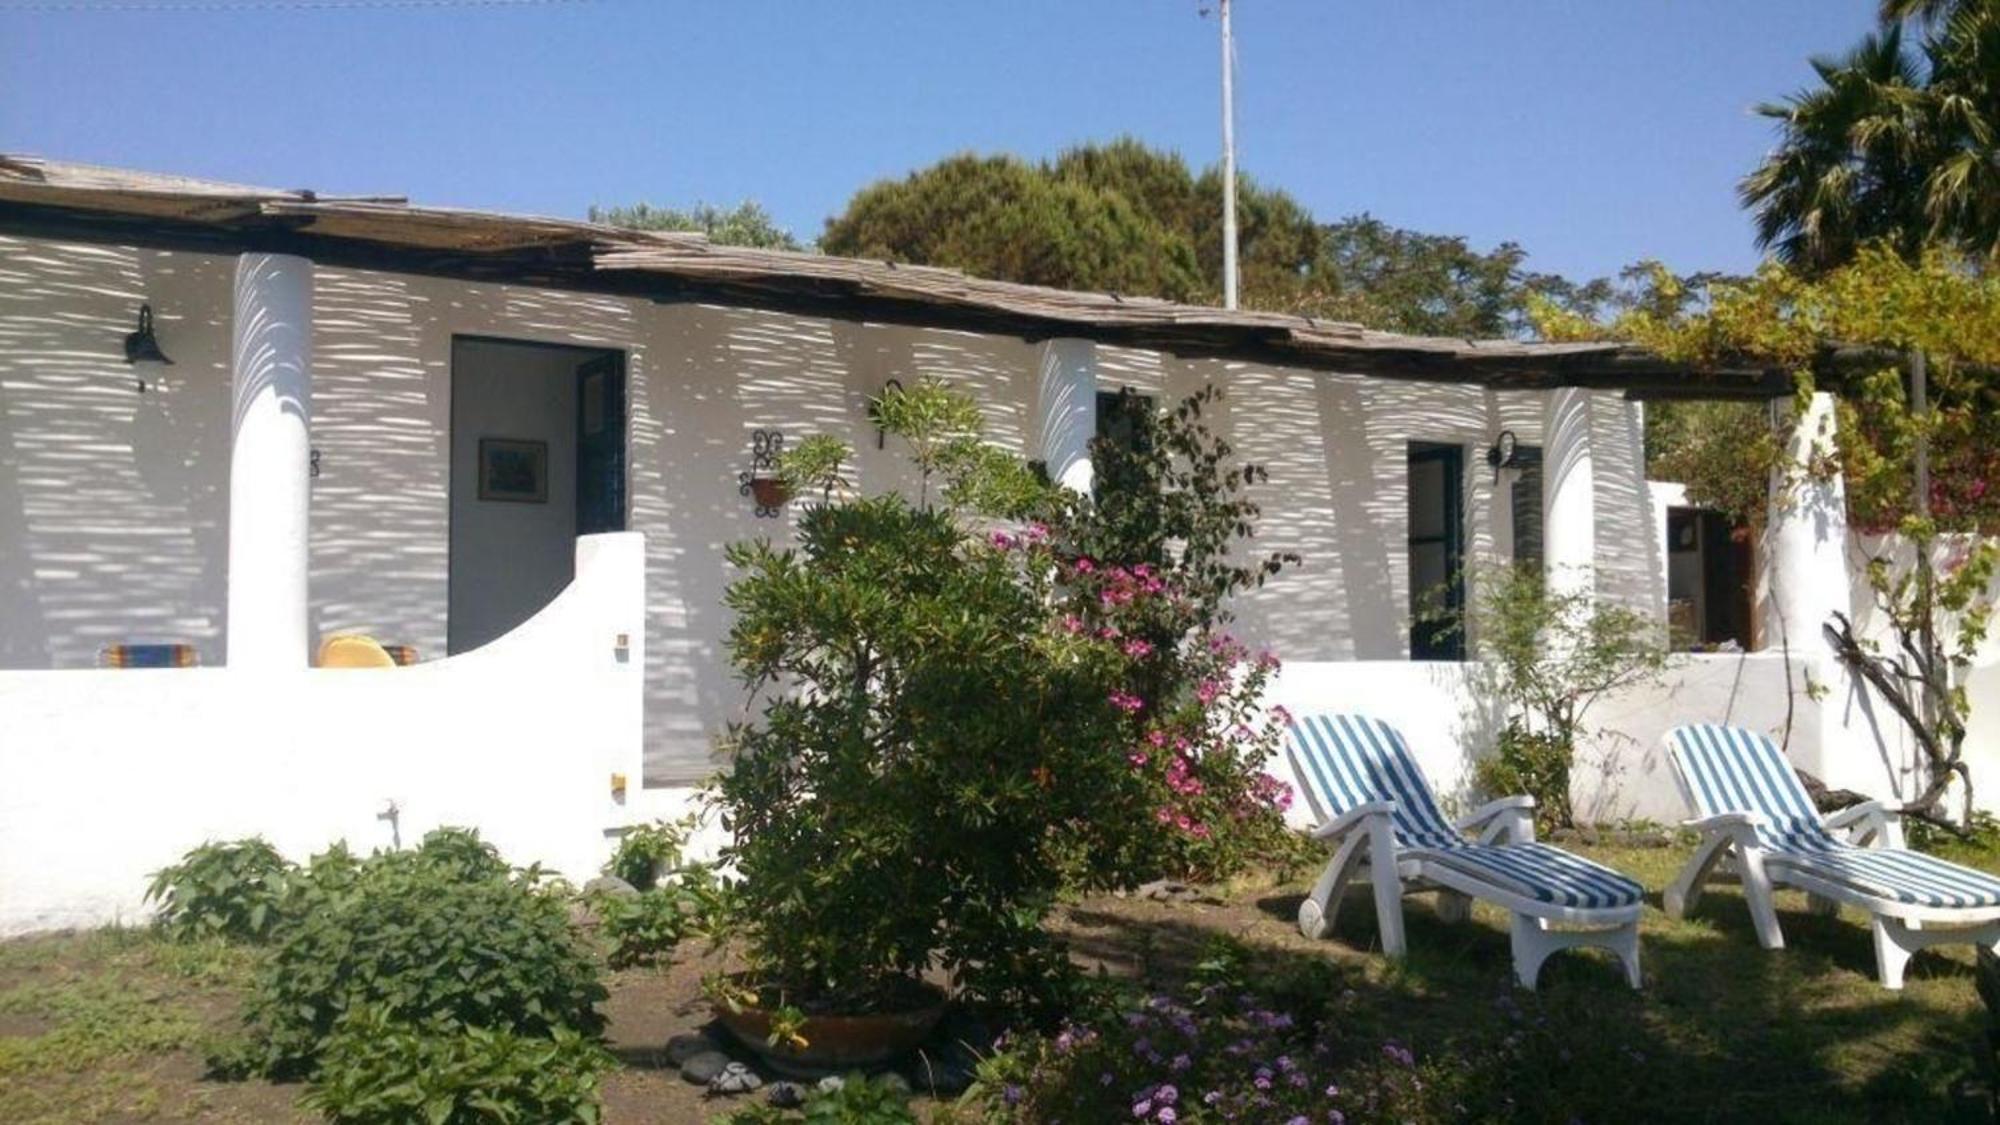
[766,1081,806,1109]
[583,874,641,898]
[816,1075,846,1095]
[709,1061,763,1095]
[666,1030,726,1067]
[680,1050,732,1086]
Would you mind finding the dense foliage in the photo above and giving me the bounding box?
[1045,387,1303,878]
[716,380,1300,1019]
[145,838,292,944]
[238,829,606,1079]
[821,138,1611,335]
[301,1005,609,1125]
[716,487,1145,1015]
[1742,0,1999,271]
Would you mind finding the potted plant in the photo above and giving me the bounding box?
[706,382,1153,1070]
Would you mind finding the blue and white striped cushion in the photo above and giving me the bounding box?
[1286,713,1642,910]
[1286,713,1463,849]
[1667,723,2000,910]
[1666,723,1833,851]
[1425,842,1644,910]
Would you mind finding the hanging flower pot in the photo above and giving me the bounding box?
[749,475,791,510]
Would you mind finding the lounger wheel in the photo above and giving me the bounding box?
[1298,897,1329,940]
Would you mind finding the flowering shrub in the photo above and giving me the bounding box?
[715,384,1160,1020]
[963,972,1432,1123]
[1034,387,1304,880]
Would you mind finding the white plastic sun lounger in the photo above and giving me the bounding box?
[1285,713,1644,989]
[1663,723,2000,989]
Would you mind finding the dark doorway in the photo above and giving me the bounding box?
[1665,506,1753,650]
[1408,442,1466,661]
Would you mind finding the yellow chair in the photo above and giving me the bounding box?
[316,634,398,669]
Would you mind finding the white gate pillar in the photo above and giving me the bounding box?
[1542,386,1597,601]
[226,252,313,668]
[1037,338,1097,495]
[1762,392,1850,656]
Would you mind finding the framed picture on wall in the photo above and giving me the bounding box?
[478,437,548,503]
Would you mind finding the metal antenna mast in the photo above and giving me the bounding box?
[1220,0,1239,309]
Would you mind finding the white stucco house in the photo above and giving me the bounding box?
[0,155,1976,935]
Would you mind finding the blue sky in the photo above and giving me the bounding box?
[2,0,1879,284]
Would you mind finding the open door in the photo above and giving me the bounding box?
[448,338,625,654]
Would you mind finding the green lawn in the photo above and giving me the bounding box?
[2,843,1996,1123]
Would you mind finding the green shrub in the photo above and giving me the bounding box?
[302,1005,609,1125]
[594,862,726,970]
[1474,721,1576,833]
[145,838,293,943]
[242,828,606,1077]
[602,820,685,891]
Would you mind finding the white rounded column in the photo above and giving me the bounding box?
[226,253,313,669]
[1762,392,1849,654]
[1542,386,1597,601]
[1037,337,1097,494]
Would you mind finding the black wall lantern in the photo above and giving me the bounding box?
[123,303,173,392]
[1485,429,1519,482]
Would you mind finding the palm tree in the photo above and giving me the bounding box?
[1742,0,1998,272]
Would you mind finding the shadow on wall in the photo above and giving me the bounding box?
[1591,394,1665,618]
[309,267,448,657]
[631,306,1038,785]
[0,237,232,668]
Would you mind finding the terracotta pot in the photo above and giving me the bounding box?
[714,984,948,1077]
[749,477,790,509]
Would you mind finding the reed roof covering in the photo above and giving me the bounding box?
[0,154,1790,399]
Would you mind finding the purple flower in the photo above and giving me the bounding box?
[1003,1084,1023,1106]
[1157,1084,1178,1105]
[1158,1109,1178,1125]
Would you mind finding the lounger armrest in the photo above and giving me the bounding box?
[1681,811,1767,838]
[1823,800,1905,848]
[1454,795,1537,844]
[1312,800,1398,841]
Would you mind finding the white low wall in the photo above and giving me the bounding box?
[1269,653,1834,828]
[0,533,647,937]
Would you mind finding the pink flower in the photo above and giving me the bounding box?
[1062,615,1085,634]
[1196,680,1221,706]
[1074,557,1097,574]
[1128,751,1150,768]
[1109,691,1145,714]
[1027,522,1051,543]
[1123,639,1154,659]
[1271,704,1293,725]
[1155,806,1175,824]
[990,531,1017,549]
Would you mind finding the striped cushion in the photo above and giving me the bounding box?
[1426,841,1643,910]
[1286,713,1461,849]
[1286,713,1642,910]
[1668,723,2000,910]
[1666,723,1833,851]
